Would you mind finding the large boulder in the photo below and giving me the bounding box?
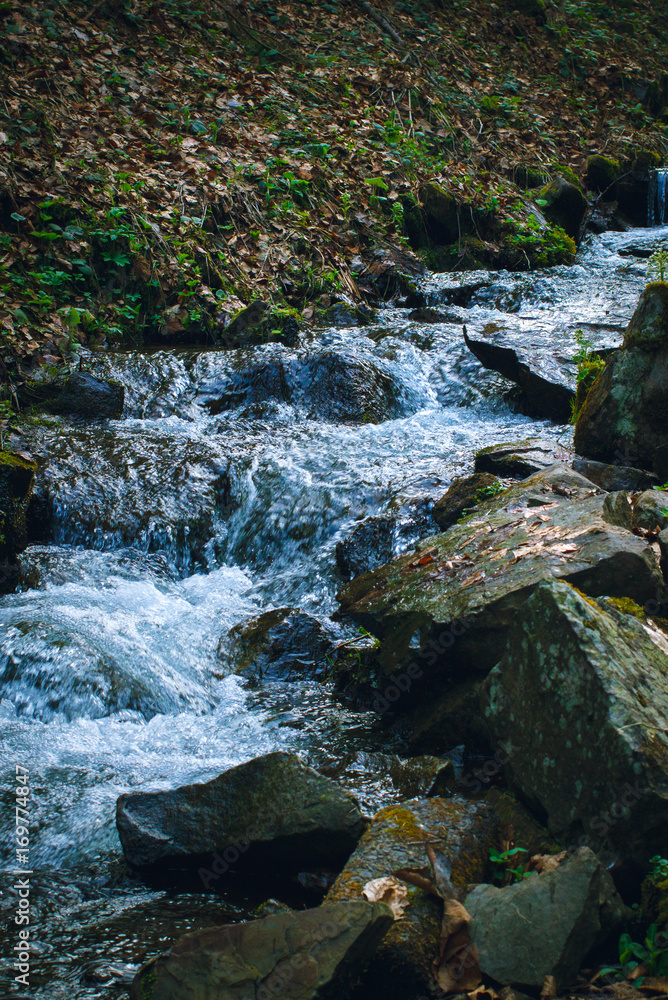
[465,848,626,990]
[116,752,366,875]
[631,488,668,532]
[475,438,571,478]
[337,465,663,683]
[129,899,394,1000]
[572,456,658,492]
[200,350,418,424]
[574,283,668,471]
[326,797,497,996]
[481,579,668,863]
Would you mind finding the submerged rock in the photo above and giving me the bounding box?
[338,465,663,684]
[475,438,570,478]
[481,579,668,863]
[200,350,417,424]
[574,283,668,469]
[465,848,626,990]
[463,327,574,422]
[116,751,366,874]
[326,797,496,996]
[220,300,300,349]
[433,472,502,530]
[129,899,394,1000]
[219,607,336,682]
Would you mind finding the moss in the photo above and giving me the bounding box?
[586,154,621,193]
[571,355,606,422]
[552,163,583,191]
[631,150,663,172]
[607,596,647,620]
[379,804,428,843]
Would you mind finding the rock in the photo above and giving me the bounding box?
[22,372,124,420]
[632,489,668,532]
[654,443,668,482]
[586,155,621,195]
[537,176,588,240]
[116,751,367,873]
[201,350,418,424]
[463,327,574,422]
[129,899,394,1000]
[659,528,668,575]
[475,438,571,478]
[465,848,626,990]
[481,579,668,863]
[484,789,561,858]
[602,491,633,530]
[574,283,668,468]
[326,797,496,995]
[419,181,459,244]
[336,516,396,580]
[319,302,374,327]
[0,452,37,593]
[218,608,335,682]
[572,456,659,492]
[407,307,461,323]
[433,473,502,530]
[337,465,664,685]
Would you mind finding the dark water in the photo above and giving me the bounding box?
[0,226,665,997]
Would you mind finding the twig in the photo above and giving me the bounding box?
[356,0,404,47]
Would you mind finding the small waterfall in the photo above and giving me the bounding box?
[648,168,668,225]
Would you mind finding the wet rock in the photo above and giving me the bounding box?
[219,607,336,682]
[326,797,496,995]
[419,181,459,244]
[537,176,588,240]
[463,326,574,422]
[433,473,502,530]
[484,789,560,858]
[337,465,664,684]
[632,489,668,532]
[129,899,394,1000]
[475,438,571,478]
[0,452,37,593]
[407,307,461,323]
[201,350,417,424]
[602,491,633,530]
[319,302,374,327]
[21,372,124,420]
[336,516,396,580]
[574,283,668,469]
[117,751,367,873]
[465,848,626,990]
[481,579,668,863]
[572,456,658,492]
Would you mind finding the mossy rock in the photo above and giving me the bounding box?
[433,472,502,530]
[586,155,621,194]
[551,163,583,191]
[537,176,587,240]
[623,282,668,349]
[0,452,36,591]
[514,163,548,189]
[630,149,663,173]
[419,182,459,244]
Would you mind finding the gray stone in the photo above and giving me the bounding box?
[129,899,394,1000]
[116,751,366,872]
[433,472,502,530]
[465,848,626,990]
[464,328,574,423]
[602,491,634,530]
[574,283,668,468]
[326,797,497,995]
[481,579,668,863]
[22,372,124,420]
[475,439,571,478]
[632,489,668,532]
[337,465,663,681]
[573,456,658,492]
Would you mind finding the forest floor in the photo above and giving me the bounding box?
[0,0,667,381]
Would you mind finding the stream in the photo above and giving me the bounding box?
[0,226,666,998]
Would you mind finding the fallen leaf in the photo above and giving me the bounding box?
[362,875,409,919]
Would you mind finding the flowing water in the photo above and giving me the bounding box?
[0,227,666,998]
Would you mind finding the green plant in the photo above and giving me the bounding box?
[571,329,605,423]
[647,248,668,283]
[489,847,531,884]
[602,924,668,981]
[475,482,505,502]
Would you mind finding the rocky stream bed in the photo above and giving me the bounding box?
[0,226,667,999]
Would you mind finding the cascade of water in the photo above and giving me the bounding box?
[648,168,668,225]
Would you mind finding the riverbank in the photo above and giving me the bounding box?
[1,0,668,382]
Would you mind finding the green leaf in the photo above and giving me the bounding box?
[10,213,25,222]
